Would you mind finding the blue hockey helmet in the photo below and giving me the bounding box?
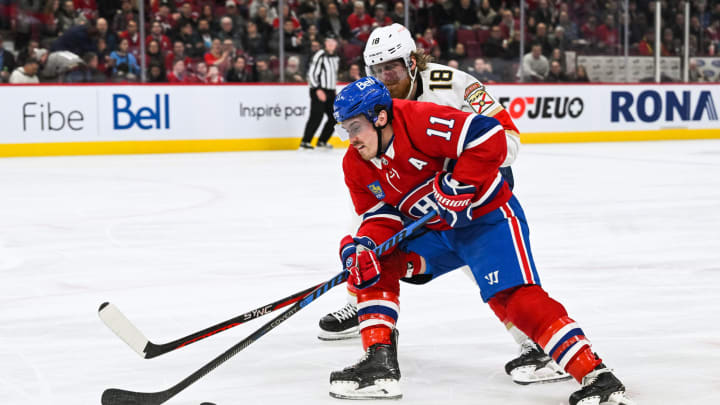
[333,77,393,141]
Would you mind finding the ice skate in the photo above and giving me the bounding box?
[329,330,401,400]
[569,364,634,405]
[318,302,360,341]
[505,340,572,385]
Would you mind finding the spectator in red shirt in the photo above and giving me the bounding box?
[373,4,392,28]
[73,0,97,21]
[347,1,375,44]
[204,38,231,74]
[146,20,172,52]
[165,40,193,71]
[272,4,301,30]
[416,28,439,55]
[498,8,517,39]
[153,4,175,34]
[580,15,598,49]
[119,19,141,56]
[205,64,224,83]
[596,14,619,52]
[167,59,195,82]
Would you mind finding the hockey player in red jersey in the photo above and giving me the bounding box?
[327,77,633,405]
[317,23,568,385]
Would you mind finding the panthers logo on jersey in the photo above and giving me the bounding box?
[465,83,496,115]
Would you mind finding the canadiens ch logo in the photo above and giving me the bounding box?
[367,181,386,200]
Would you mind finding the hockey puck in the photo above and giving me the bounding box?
[200,403,216,405]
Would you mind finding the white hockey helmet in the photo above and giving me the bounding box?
[363,23,417,77]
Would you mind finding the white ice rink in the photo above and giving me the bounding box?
[1,140,719,405]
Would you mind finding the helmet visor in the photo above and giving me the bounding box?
[368,59,407,79]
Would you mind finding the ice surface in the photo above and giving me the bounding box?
[1,140,719,405]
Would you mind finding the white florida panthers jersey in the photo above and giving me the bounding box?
[415,63,520,167]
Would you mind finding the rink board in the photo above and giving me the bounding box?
[0,83,718,157]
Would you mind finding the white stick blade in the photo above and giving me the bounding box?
[98,302,150,358]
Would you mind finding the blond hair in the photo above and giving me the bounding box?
[411,49,433,72]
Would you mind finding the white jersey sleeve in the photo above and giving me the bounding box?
[415,63,520,167]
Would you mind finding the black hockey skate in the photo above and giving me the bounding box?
[570,363,634,405]
[505,340,572,385]
[329,330,401,400]
[318,303,360,341]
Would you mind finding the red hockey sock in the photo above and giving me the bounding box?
[357,290,399,350]
[537,317,602,382]
[361,325,393,351]
[490,285,602,382]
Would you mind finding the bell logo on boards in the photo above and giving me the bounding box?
[112,94,171,130]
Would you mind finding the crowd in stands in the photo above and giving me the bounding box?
[0,0,719,84]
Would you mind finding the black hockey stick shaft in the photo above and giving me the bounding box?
[101,209,437,405]
[156,283,319,358]
[99,283,321,359]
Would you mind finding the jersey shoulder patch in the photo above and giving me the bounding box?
[464,82,496,115]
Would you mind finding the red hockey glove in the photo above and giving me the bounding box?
[432,172,477,228]
[339,235,381,289]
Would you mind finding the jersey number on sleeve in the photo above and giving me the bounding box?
[426,116,456,141]
[428,70,453,90]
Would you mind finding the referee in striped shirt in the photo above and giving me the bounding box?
[301,35,340,149]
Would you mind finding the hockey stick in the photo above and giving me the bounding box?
[101,209,437,405]
[98,283,321,359]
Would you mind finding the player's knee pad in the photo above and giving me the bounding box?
[502,285,568,343]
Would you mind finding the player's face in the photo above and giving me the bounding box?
[370,60,410,99]
[341,116,377,160]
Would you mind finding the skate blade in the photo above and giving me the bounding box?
[510,364,573,385]
[576,391,635,405]
[318,327,360,341]
[329,379,402,400]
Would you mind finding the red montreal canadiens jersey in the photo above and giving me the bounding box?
[343,99,512,245]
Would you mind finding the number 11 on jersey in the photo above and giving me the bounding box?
[426,116,455,141]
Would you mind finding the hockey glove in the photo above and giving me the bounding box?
[340,235,381,289]
[432,172,477,228]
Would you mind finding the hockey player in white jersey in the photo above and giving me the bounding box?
[318,23,570,385]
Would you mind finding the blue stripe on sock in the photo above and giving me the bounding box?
[358,305,398,321]
[548,328,584,358]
